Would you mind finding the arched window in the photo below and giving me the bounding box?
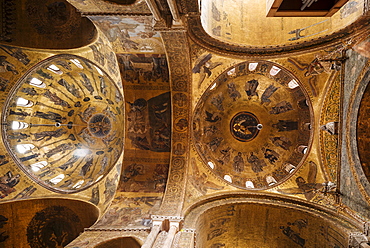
[266,176,277,186]
[94,65,104,76]
[288,79,299,89]
[224,175,232,183]
[72,180,84,189]
[11,121,29,130]
[285,163,296,173]
[16,97,33,107]
[70,59,83,69]
[49,174,65,184]
[16,144,35,154]
[248,62,258,71]
[297,145,308,154]
[269,66,281,76]
[30,161,47,172]
[227,68,236,76]
[29,77,46,88]
[210,83,217,90]
[208,161,215,169]
[47,64,63,75]
[245,181,254,188]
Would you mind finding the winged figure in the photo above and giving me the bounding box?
[189,158,224,195]
[277,161,324,200]
[205,110,221,123]
[192,53,222,88]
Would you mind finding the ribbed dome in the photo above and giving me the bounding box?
[2,55,124,193]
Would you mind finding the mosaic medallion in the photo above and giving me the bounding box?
[230,112,261,142]
[27,206,82,248]
[88,114,112,138]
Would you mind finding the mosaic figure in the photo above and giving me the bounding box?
[192,53,222,87]
[205,111,221,123]
[227,82,241,101]
[270,101,293,114]
[233,152,245,173]
[247,152,267,173]
[33,129,67,141]
[245,79,259,100]
[189,158,224,195]
[261,85,279,104]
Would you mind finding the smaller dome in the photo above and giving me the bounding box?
[2,55,124,193]
[192,60,312,190]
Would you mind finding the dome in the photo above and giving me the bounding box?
[2,55,124,193]
[192,60,312,190]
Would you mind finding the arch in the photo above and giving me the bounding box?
[347,65,370,200]
[0,0,97,49]
[0,198,99,248]
[182,194,361,248]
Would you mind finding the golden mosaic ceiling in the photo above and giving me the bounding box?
[193,60,311,190]
[200,0,363,47]
[195,203,350,248]
[2,55,125,193]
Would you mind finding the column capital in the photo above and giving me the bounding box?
[349,232,369,248]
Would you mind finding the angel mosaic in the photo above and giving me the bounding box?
[189,158,224,195]
[192,53,222,88]
[277,161,325,200]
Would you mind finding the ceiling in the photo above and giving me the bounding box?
[0,0,369,247]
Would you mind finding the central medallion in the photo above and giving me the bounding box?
[88,114,112,137]
[230,111,261,142]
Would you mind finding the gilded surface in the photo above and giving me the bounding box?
[192,60,311,190]
[0,0,370,247]
[200,0,364,47]
[319,72,341,182]
[2,55,125,193]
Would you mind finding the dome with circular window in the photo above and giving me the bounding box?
[192,61,312,190]
[2,55,124,193]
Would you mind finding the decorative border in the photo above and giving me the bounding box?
[319,72,341,183]
[158,31,191,216]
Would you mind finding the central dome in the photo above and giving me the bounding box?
[2,55,124,193]
[193,61,312,190]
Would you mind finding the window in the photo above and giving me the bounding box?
[266,176,277,186]
[288,79,299,89]
[29,77,46,88]
[11,121,29,130]
[72,180,84,189]
[47,64,63,75]
[210,83,217,90]
[16,144,35,154]
[248,62,258,71]
[208,161,215,169]
[16,97,33,107]
[269,66,281,76]
[285,163,296,173]
[49,174,65,184]
[224,175,232,183]
[30,161,47,172]
[94,65,104,76]
[245,181,254,188]
[70,59,83,69]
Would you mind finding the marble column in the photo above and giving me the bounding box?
[142,221,162,248]
[162,223,179,247]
